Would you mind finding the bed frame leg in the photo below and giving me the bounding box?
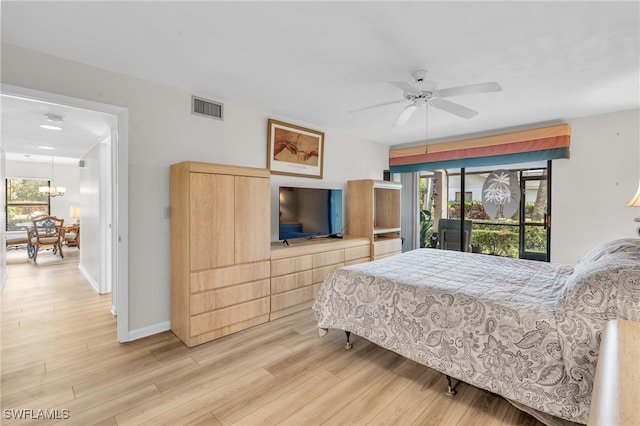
[445,375,457,396]
[344,331,352,350]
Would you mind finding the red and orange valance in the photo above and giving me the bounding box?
[389,123,571,173]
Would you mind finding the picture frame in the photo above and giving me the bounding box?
[267,119,324,179]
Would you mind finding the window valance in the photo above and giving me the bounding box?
[389,123,571,172]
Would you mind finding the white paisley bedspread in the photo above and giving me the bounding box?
[312,238,640,424]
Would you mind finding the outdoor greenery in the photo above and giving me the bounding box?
[419,177,436,247]
[419,175,547,258]
[420,209,434,248]
[5,179,50,231]
[419,170,548,258]
[442,200,546,258]
[472,226,520,257]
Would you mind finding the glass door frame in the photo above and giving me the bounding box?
[518,160,551,262]
[440,160,552,261]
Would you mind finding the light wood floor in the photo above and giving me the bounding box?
[1,248,543,426]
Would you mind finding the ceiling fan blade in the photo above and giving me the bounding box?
[431,98,478,119]
[389,81,421,96]
[348,99,406,113]
[436,82,502,98]
[392,103,419,127]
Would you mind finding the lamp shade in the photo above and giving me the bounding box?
[627,181,640,223]
[69,205,80,218]
[627,182,640,207]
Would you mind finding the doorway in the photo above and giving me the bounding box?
[1,83,130,342]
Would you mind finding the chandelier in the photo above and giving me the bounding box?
[39,157,65,197]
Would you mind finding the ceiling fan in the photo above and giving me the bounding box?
[351,70,501,127]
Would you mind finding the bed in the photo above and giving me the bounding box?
[312,238,640,424]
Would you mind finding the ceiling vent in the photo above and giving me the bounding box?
[192,96,223,120]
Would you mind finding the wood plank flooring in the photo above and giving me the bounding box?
[1,248,543,425]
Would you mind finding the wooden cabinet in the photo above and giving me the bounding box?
[269,237,370,320]
[347,179,402,260]
[171,161,271,347]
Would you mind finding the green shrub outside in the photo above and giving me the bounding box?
[418,199,547,257]
[471,227,519,257]
[447,201,546,258]
[420,209,434,248]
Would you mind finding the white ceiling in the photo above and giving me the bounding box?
[1,1,639,158]
[1,94,116,164]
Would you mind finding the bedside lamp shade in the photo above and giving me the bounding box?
[627,182,640,222]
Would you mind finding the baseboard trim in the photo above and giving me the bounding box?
[78,264,101,294]
[128,321,171,341]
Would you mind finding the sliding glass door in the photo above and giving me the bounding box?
[519,167,550,261]
[434,162,551,261]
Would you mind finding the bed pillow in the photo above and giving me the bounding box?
[577,238,640,265]
[555,247,640,404]
[561,252,640,321]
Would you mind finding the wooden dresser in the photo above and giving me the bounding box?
[347,179,402,260]
[170,161,271,347]
[269,236,370,320]
[170,161,376,347]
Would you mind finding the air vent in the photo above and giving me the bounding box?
[192,96,223,120]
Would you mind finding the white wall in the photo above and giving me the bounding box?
[552,109,640,264]
[1,44,389,338]
[78,142,104,292]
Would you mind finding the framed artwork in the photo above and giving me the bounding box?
[267,119,324,179]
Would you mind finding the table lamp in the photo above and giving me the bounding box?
[69,205,80,224]
[627,181,640,241]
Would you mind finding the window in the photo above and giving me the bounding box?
[445,164,550,260]
[455,191,472,201]
[5,179,50,231]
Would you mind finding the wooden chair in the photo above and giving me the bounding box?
[64,223,80,249]
[30,215,65,263]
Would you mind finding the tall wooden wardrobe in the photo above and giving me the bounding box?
[170,161,271,347]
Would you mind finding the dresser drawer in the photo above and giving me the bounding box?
[312,249,344,268]
[270,284,322,312]
[373,239,402,257]
[312,263,344,284]
[190,279,270,315]
[190,297,270,337]
[271,255,312,277]
[270,270,313,294]
[345,257,369,266]
[345,244,370,261]
[190,261,270,293]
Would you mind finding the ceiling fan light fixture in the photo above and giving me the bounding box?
[46,113,64,123]
[352,70,501,126]
[40,124,62,131]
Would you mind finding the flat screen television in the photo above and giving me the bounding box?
[278,186,343,241]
